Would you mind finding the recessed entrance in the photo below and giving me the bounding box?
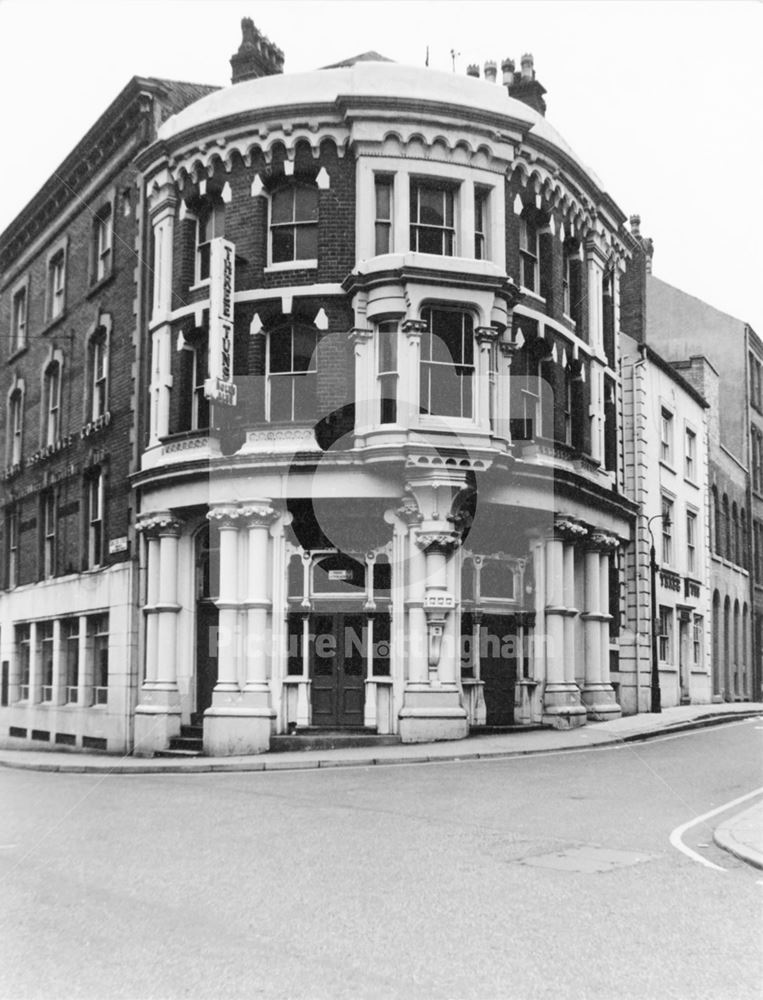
[310,612,366,728]
[478,612,517,726]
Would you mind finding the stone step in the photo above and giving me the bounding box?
[154,748,204,758]
[270,732,401,753]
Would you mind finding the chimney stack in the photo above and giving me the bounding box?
[501,58,515,87]
[466,64,480,78]
[506,51,547,116]
[230,17,284,84]
[484,61,497,83]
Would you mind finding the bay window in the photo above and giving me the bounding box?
[377,322,398,424]
[410,181,455,256]
[419,308,474,419]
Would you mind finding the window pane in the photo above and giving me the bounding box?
[269,376,292,421]
[296,224,317,260]
[269,332,292,373]
[271,188,293,225]
[375,180,391,220]
[293,374,317,420]
[418,186,444,226]
[416,225,444,255]
[271,228,294,263]
[295,186,318,222]
[375,223,391,256]
[292,327,317,373]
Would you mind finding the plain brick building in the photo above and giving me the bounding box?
[0,76,217,752]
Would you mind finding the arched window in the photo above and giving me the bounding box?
[266,320,318,422]
[42,358,62,447]
[88,320,110,421]
[270,182,318,264]
[196,195,225,282]
[711,486,720,555]
[6,379,24,467]
[722,494,730,560]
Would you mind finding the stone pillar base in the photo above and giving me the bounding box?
[133,702,182,756]
[581,684,622,721]
[398,687,468,743]
[542,683,588,729]
[203,706,274,756]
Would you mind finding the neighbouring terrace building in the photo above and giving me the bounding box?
[0,77,217,752]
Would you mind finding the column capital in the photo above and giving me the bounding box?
[207,504,244,529]
[136,510,183,538]
[239,503,279,528]
[414,529,461,553]
[348,327,373,346]
[585,530,621,552]
[475,325,500,346]
[402,319,428,340]
[395,494,424,527]
[552,516,588,543]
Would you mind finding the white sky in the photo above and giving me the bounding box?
[0,0,760,333]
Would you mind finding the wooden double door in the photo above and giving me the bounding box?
[464,612,517,726]
[308,611,391,728]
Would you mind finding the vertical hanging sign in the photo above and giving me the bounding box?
[204,237,237,406]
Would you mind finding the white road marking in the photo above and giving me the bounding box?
[669,785,763,872]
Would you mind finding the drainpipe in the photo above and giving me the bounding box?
[630,352,647,712]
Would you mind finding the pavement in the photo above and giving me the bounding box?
[2,700,762,868]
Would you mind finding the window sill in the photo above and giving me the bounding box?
[41,312,67,336]
[658,460,676,475]
[189,279,211,293]
[519,288,546,305]
[7,344,28,364]
[265,259,318,273]
[683,476,699,489]
[86,270,116,299]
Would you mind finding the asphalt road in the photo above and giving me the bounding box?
[1,719,761,1000]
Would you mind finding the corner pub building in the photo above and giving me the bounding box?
[127,21,640,757]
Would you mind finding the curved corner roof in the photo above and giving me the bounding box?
[157,61,602,189]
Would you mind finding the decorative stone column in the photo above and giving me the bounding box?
[541,517,588,728]
[398,521,468,744]
[581,530,622,720]
[134,511,184,755]
[400,320,426,424]
[496,338,518,444]
[349,327,374,438]
[203,502,277,755]
[475,326,499,433]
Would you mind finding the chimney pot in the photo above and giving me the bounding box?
[520,53,534,81]
[501,58,515,86]
[629,214,641,236]
[484,61,497,83]
[466,64,480,78]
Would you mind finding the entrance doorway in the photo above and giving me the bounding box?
[478,612,517,726]
[310,612,366,727]
[195,525,219,716]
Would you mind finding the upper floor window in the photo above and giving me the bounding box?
[474,188,489,260]
[374,176,393,255]
[420,308,474,419]
[7,387,23,466]
[196,197,225,282]
[519,214,540,294]
[661,495,674,564]
[90,329,109,420]
[377,322,398,425]
[686,509,697,575]
[92,203,113,282]
[41,490,56,579]
[685,427,696,481]
[48,250,66,321]
[5,505,19,589]
[270,183,318,264]
[42,359,62,447]
[266,321,318,421]
[86,470,105,569]
[658,606,672,663]
[11,285,27,353]
[179,332,210,432]
[660,408,673,464]
[410,181,455,256]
